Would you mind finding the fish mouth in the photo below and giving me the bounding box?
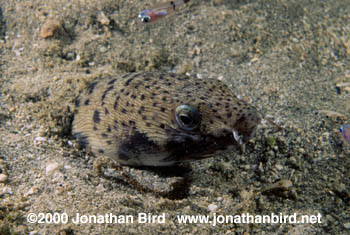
[163,128,247,162]
[231,111,261,144]
[232,124,258,145]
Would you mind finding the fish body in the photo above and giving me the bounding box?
[138,0,190,23]
[73,71,260,166]
[340,124,350,144]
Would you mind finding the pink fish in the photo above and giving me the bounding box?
[340,124,350,144]
[138,0,190,23]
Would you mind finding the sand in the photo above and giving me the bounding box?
[0,0,349,234]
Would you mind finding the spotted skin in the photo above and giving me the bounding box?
[73,71,260,166]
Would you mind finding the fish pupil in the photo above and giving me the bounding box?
[180,114,193,125]
[142,16,150,22]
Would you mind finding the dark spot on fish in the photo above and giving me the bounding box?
[105,107,109,115]
[93,110,100,123]
[108,78,117,85]
[73,132,89,149]
[84,99,90,105]
[101,86,114,101]
[118,130,159,159]
[121,108,127,114]
[125,77,134,86]
[75,97,80,107]
[88,81,98,94]
[98,149,104,154]
[114,97,120,110]
[138,106,145,114]
[101,133,108,138]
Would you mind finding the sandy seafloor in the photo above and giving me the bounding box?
[0,0,350,234]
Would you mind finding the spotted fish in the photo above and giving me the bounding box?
[72,71,260,166]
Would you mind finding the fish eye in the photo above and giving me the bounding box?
[141,16,151,23]
[175,105,201,131]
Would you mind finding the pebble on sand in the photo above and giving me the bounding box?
[0,174,8,183]
[344,222,350,230]
[208,204,218,213]
[40,20,62,39]
[45,162,62,175]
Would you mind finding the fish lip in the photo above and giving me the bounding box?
[232,129,243,145]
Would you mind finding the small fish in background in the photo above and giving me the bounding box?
[339,124,350,144]
[138,0,190,23]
